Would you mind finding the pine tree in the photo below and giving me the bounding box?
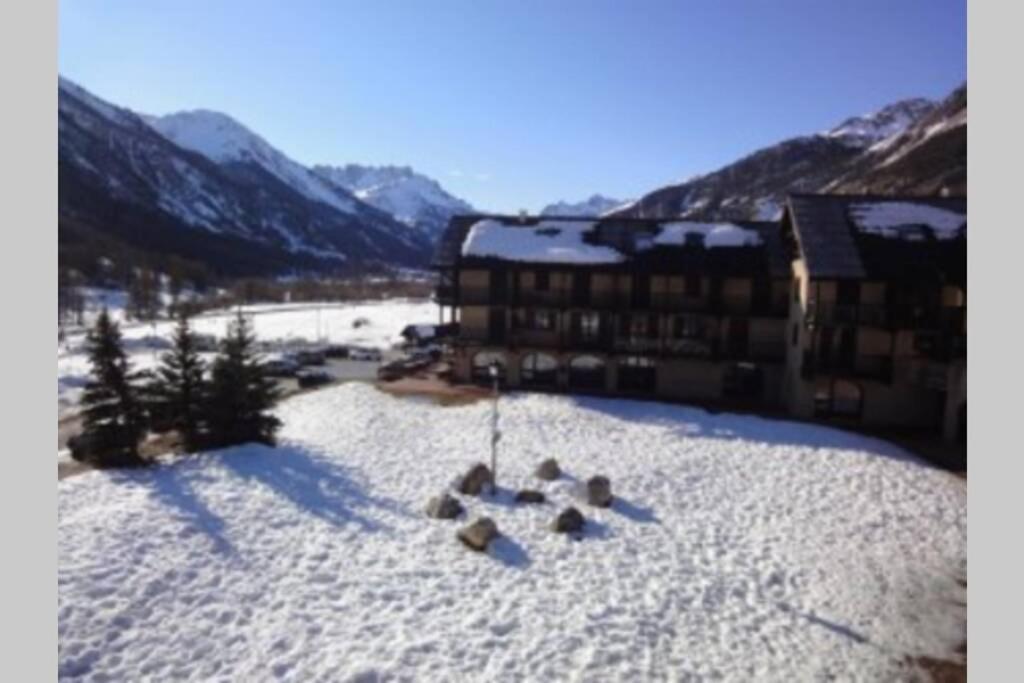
[77,309,146,466]
[149,312,207,450]
[205,311,281,448]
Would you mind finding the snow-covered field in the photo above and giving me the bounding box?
[58,383,966,681]
[58,299,438,416]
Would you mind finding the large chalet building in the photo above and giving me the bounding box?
[433,194,966,442]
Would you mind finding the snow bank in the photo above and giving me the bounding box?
[59,384,966,681]
[850,202,966,240]
[462,219,624,264]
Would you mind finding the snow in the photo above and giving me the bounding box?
[148,111,359,216]
[461,218,764,264]
[540,195,628,218]
[462,219,624,264]
[849,202,966,240]
[59,384,966,681]
[58,300,438,417]
[824,98,935,148]
[652,222,763,248]
[315,165,473,235]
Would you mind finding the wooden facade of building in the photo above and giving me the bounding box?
[434,195,966,441]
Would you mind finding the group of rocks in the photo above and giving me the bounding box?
[424,457,614,553]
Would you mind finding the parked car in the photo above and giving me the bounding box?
[192,334,219,352]
[348,347,382,362]
[296,369,332,389]
[293,349,327,366]
[324,344,350,359]
[377,356,432,381]
[264,358,300,378]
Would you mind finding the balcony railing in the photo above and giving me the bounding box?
[801,350,894,383]
[807,303,967,331]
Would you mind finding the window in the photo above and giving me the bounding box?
[837,280,860,306]
[535,270,550,292]
[914,331,937,354]
[618,356,657,392]
[723,362,763,399]
[814,379,864,418]
[685,273,702,297]
[673,314,702,339]
[580,312,600,339]
[568,355,606,391]
[521,353,558,387]
[471,352,506,384]
[832,380,863,416]
[629,315,648,339]
[533,310,554,331]
[519,309,555,331]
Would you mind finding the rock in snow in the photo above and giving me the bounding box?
[586,476,613,508]
[457,463,495,496]
[551,506,586,534]
[457,517,500,552]
[58,383,966,681]
[425,493,464,520]
[535,458,562,481]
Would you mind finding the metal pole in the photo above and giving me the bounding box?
[489,362,500,495]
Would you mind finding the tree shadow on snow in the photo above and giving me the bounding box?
[564,395,923,466]
[219,442,410,532]
[126,466,235,556]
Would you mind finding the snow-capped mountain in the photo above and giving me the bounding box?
[59,77,432,276]
[540,195,631,217]
[823,98,936,148]
[610,88,964,222]
[312,164,473,240]
[825,85,966,195]
[148,110,360,216]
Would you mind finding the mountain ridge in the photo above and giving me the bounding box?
[609,87,965,222]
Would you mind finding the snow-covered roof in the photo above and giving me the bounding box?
[652,222,763,248]
[849,201,966,240]
[461,219,624,264]
[459,217,764,265]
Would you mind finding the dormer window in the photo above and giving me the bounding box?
[684,233,706,248]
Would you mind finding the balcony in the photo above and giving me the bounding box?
[806,303,967,331]
[517,289,569,307]
[747,338,787,362]
[648,292,715,313]
[801,350,894,383]
[435,285,457,305]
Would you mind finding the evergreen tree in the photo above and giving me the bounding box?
[205,311,281,448]
[77,309,146,466]
[149,312,207,450]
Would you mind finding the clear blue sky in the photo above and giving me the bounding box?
[59,0,965,213]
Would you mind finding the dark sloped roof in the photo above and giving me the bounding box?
[433,214,790,278]
[431,214,487,268]
[784,194,966,281]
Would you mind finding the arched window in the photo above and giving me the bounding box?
[521,353,558,387]
[472,351,506,384]
[832,379,863,416]
[618,355,656,393]
[568,355,606,391]
[814,378,863,418]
